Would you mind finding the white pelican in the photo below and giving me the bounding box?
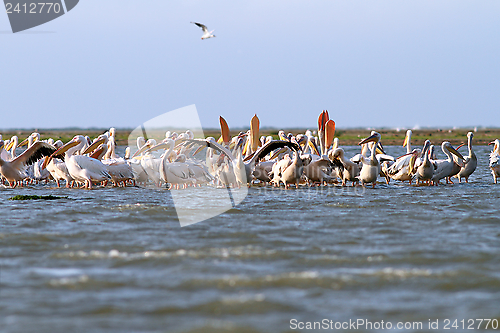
[269,155,291,187]
[415,140,434,185]
[358,132,382,188]
[177,154,213,186]
[44,135,111,189]
[302,156,335,185]
[45,140,74,188]
[5,136,19,159]
[430,142,465,185]
[191,22,216,40]
[97,133,134,187]
[157,139,196,189]
[0,139,10,161]
[278,150,306,189]
[329,148,359,186]
[185,138,301,187]
[403,130,413,154]
[0,140,56,187]
[385,149,419,184]
[454,132,477,183]
[126,137,148,185]
[489,139,500,184]
[134,139,162,186]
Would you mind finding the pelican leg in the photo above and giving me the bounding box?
[372,182,375,189]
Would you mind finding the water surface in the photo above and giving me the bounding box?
[1,146,500,333]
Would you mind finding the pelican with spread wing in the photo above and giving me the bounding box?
[0,140,56,187]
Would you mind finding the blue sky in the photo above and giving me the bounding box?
[1,1,499,129]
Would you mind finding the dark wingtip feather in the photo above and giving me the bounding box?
[25,144,57,166]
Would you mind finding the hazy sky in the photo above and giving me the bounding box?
[1,1,499,130]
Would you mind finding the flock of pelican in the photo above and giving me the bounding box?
[1,111,499,190]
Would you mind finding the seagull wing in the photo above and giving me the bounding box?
[191,22,209,33]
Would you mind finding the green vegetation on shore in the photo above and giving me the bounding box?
[1,128,498,146]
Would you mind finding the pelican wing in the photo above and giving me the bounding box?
[72,155,110,177]
[165,164,191,179]
[10,142,57,169]
[311,158,334,170]
[191,22,208,33]
[185,139,235,161]
[250,140,301,164]
[490,152,499,168]
[376,154,395,163]
[386,154,411,175]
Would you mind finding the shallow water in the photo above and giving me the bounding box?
[1,145,500,333]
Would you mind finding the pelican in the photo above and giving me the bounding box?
[357,132,382,188]
[385,149,419,184]
[384,129,419,184]
[158,139,196,189]
[269,155,291,187]
[191,22,216,40]
[135,139,162,186]
[45,140,74,188]
[5,136,19,160]
[454,132,477,183]
[302,156,335,185]
[44,135,111,189]
[415,140,434,185]
[0,140,56,187]
[329,148,359,186]
[185,138,301,186]
[279,150,305,189]
[430,142,465,185]
[178,154,214,186]
[489,139,500,183]
[99,133,135,187]
[402,130,413,154]
[126,137,148,185]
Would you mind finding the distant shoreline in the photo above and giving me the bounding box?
[1,128,498,146]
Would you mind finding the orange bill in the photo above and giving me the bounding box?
[219,116,231,145]
[251,114,260,152]
[324,120,336,150]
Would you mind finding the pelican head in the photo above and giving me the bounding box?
[82,135,108,155]
[442,141,465,161]
[489,139,500,152]
[41,135,85,169]
[359,131,381,145]
[185,130,194,140]
[403,130,412,147]
[422,140,431,154]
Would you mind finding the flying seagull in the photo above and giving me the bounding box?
[191,22,216,40]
